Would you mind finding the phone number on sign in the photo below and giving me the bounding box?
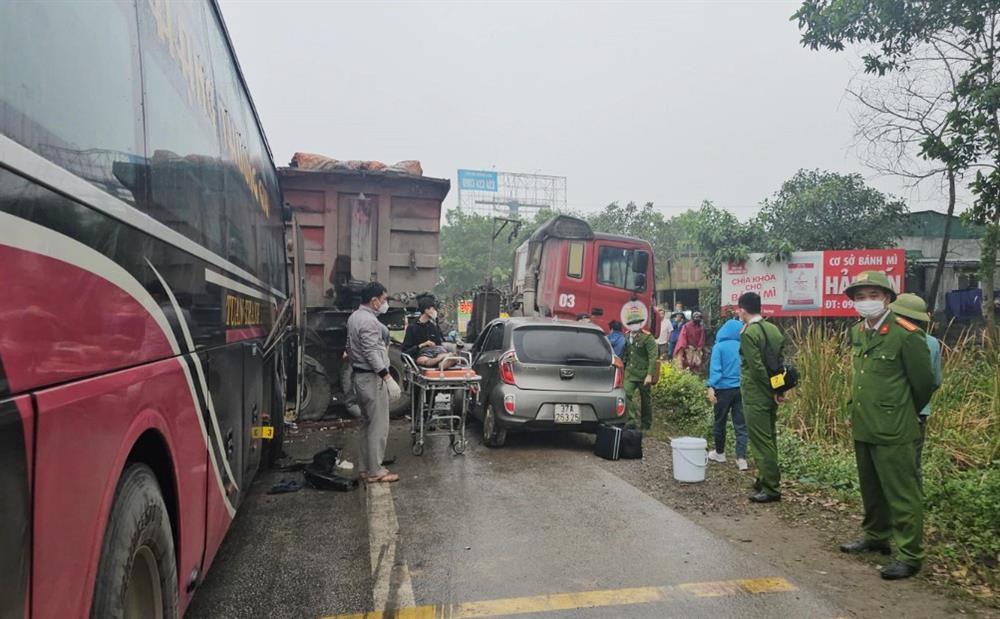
[824,299,856,311]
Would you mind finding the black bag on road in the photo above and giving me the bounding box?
[594,424,622,460]
[620,428,643,460]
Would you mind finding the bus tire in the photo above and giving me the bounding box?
[91,463,177,619]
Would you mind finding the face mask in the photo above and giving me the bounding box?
[694,319,702,325]
[855,299,885,318]
[378,300,389,314]
[428,308,438,320]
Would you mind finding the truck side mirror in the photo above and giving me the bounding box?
[632,250,649,274]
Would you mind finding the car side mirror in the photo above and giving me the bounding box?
[633,273,647,292]
[632,250,649,274]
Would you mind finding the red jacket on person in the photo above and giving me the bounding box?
[676,321,705,351]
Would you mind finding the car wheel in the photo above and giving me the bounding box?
[91,464,178,619]
[482,403,507,448]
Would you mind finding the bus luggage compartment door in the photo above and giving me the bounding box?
[243,343,263,481]
[206,347,246,507]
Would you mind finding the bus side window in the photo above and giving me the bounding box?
[137,0,226,255]
[567,241,584,279]
[0,0,145,207]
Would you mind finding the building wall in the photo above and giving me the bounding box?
[899,235,1000,312]
[899,236,984,263]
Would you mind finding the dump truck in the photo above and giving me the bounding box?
[280,153,450,419]
[470,215,658,339]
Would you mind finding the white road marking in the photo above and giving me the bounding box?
[366,483,416,612]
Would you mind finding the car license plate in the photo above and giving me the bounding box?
[554,404,580,424]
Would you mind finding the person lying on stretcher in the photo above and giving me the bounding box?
[402,297,460,370]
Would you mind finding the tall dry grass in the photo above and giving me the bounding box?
[784,323,1000,468]
[781,323,853,444]
[928,330,1000,468]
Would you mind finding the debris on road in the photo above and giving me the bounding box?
[302,446,360,492]
[267,479,303,495]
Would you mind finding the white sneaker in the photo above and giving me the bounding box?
[736,458,748,471]
[707,450,727,463]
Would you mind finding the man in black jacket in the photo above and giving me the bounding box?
[402,297,454,368]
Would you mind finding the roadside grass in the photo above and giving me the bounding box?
[645,336,1000,606]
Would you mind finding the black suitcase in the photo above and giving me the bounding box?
[594,424,623,460]
[620,428,643,460]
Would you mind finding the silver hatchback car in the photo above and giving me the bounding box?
[469,317,627,447]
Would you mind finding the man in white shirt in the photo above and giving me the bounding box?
[655,306,672,359]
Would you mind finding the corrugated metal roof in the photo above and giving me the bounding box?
[905,210,985,240]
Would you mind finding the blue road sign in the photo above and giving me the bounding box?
[458,169,498,192]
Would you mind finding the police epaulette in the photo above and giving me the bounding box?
[895,316,919,332]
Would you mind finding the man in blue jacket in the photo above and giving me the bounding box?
[706,319,749,471]
[667,311,686,359]
[607,320,627,358]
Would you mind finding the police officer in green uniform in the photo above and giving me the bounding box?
[839,271,935,580]
[622,316,657,430]
[736,292,785,503]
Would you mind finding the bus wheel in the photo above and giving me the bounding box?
[91,463,177,619]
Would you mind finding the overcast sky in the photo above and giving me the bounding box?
[219,0,964,219]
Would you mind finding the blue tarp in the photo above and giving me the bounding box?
[945,288,982,321]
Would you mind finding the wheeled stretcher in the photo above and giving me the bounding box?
[401,352,480,455]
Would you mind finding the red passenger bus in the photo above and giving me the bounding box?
[0,1,293,616]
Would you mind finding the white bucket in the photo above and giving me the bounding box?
[671,436,707,483]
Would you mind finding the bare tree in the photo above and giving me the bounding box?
[848,42,967,313]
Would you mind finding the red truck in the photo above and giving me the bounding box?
[510,216,657,333]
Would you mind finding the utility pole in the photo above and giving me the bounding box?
[487,216,522,288]
[478,216,522,335]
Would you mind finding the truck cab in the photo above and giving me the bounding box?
[512,216,656,333]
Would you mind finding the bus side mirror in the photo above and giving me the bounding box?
[632,251,649,274]
[633,273,647,292]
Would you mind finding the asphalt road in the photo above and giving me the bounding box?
[187,420,844,618]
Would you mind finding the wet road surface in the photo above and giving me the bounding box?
[188,420,843,618]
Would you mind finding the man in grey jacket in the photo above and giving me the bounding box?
[348,282,402,483]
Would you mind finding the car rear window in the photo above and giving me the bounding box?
[512,326,612,366]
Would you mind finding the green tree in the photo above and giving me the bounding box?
[794,0,1000,328]
[848,43,966,312]
[679,201,764,321]
[756,169,909,252]
[436,208,552,299]
[679,172,910,321]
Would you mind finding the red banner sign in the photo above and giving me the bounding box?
[722,249,905,317]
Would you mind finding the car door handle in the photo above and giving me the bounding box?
[592,308,604,316]
[560,368,575,379]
